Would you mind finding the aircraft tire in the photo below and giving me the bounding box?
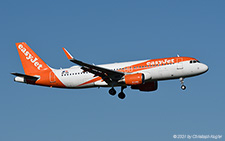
[181,85,186,90]
[118,92,126,99]
[109,88,116,95]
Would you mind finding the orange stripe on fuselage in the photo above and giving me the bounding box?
[78,77,102,87]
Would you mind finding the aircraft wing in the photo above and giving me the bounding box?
[62,48,124,83]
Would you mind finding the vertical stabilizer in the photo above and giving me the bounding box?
[15,42,50,75]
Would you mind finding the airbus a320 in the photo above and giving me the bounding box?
[12,42,208,99]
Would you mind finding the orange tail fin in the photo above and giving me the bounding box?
[15,42,50,75]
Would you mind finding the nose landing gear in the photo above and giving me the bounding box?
[181,85,186,90]
[180,77,186,90]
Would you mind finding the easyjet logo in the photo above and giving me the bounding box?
[18,44,42,70]
[146,59,175,65]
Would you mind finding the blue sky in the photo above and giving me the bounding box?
[0,0,224,140]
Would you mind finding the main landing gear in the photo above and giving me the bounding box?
[109,87,116,96]
[180,77,186,90]
[118,86,126,99]
[108,86,127,99]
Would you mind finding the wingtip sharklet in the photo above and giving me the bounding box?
[62,48,73,60]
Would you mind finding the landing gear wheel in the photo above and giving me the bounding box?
[179,77,186,90]
[109,88,116,96]
[181,85,186,90]
[118,92,126,99]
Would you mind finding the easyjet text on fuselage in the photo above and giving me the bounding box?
[146,59,175,66]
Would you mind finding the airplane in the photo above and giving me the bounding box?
[12,42,208,99]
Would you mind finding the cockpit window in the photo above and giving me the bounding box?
[190,60,200,64]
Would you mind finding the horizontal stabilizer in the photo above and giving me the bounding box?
[11,73,39,81]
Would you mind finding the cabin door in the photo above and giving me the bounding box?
[177,58,183,69]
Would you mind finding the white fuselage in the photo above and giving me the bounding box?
[52,59,208,88]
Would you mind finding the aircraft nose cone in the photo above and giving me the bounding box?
[202,64,209,73]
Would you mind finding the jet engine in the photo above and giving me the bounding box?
[124,73,144,85]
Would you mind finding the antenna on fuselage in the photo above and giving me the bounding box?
[177,54,180,57]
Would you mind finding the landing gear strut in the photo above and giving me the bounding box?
[109,87,116,96]
[180,77,186,90]
[118,86,127,99]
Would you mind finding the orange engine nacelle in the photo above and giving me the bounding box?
[124,73,145,85]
